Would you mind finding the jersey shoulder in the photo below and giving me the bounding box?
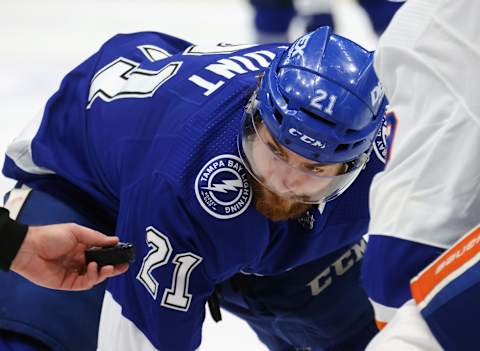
[86,33,285,192]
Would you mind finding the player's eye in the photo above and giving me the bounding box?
[307,165,325,174]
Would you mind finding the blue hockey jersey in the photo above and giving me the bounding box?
[3,32,386,350]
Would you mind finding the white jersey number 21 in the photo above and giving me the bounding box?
[136,226,203,312]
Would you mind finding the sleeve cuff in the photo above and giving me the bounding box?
[0,208,29,271]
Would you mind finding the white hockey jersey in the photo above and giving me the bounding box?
[363,0,480,350]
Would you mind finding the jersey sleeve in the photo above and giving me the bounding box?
[361,236,443,328]
[363,0,480,329]
[0,207,28,271]
[97,173,261,351]
[410,224,480,351]
[366,225,480,351]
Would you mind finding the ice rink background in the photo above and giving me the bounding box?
[0,1,376,349]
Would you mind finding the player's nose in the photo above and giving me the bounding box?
[274,169,304,194]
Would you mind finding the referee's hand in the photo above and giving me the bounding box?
[11,223,129,290]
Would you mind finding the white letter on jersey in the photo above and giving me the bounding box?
[188,75,225,96]
[188,49,277,96]
[206,59,247,79]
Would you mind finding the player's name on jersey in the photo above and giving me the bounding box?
[188,45,285,97]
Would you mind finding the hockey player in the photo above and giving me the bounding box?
[0,27,387,350]
[361,0,480,350]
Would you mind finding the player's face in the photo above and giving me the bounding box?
[247,125,345,221]
[240,92,373,212]
[252,125,345,196]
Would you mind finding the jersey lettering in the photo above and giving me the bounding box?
[86,41,280,109]
[307,240,366,296]
[188,49,278,96]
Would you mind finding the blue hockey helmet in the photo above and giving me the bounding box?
[239,27,387,204]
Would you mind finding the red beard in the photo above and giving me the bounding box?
[249,175,311,221]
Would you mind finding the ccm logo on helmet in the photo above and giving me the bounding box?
[288,128,326,148]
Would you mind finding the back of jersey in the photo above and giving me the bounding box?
[3,32,283,215]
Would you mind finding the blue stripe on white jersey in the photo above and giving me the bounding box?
[361,235,443,326]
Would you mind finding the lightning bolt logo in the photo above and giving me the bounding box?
[202,179,243,193]
[195,154,252,219]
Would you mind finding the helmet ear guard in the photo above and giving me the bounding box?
[239,26,387,204]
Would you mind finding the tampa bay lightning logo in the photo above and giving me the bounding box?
[195,155,252,219]
[373,116,389,164]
